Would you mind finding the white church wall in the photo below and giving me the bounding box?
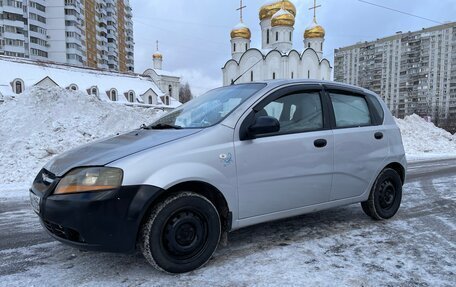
[288,50,300,79]
[265,51,282,80]
[302,49,320,79]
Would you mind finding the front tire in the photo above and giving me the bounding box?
[140,192,221,273]
[361,168,402,220]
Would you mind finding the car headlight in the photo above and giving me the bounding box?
[54,167,123,195]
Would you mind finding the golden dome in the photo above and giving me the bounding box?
[271,8,295,27]
[153,52,162,60]
[304,19,325,38]
[231,22,251,39]
[259,0,296,21]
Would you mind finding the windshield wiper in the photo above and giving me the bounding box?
[147,123,183,130]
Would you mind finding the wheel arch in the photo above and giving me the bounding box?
[136,181,232,247]
[383,162,406,185]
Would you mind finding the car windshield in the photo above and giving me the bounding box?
[149,83,266,129]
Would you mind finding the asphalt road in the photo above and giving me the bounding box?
[0,159,455,286]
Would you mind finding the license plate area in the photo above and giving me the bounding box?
[30,192,41,214]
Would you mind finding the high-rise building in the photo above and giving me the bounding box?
[334,22,456,132]
[0,0,134,72]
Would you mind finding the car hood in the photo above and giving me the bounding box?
[44,129,202,177]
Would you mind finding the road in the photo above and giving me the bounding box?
[0,159,455,286]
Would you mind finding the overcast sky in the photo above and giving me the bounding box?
[131,0,455,96]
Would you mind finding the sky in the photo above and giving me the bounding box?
[131,0,455,96]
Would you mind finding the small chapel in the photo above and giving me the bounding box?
[222,0,332,85]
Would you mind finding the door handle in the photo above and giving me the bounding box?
[314,139,327,148]
[374,132,384,140]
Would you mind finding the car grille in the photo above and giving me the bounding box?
[42,219,84,243]
[32,169,57,194]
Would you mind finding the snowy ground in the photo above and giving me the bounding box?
[0,159,455,286]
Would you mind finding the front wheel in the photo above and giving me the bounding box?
[140,192,221,273]
[361,168,402,220]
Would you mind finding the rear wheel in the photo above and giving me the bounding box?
[140,192,221,273]
[361,168,402,220]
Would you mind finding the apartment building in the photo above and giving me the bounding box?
[334,22,456,132]
[0,0,134,73]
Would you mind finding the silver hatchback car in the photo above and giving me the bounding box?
[30,80,406,273]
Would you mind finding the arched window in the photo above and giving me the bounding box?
[245,43,248,51]
[67,84,78,91]
[168,85,172,97]
[276,32,279,41]
[148,96,153,105]
[289,32,292,41]
[308,70,310,79]
[165,96,170,106]
[308,43,311,48]
[128,91,135,102]
[233,43,236,52]
[273,72,276,80]
[321,42,323,51]
[110,89,117,101]
[291,72,294,79]
[13,79,24,94]
[90,87,98,96]
[250,71,254,82]
[267,29,270,44]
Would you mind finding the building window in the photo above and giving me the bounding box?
[267,29,270,44]
[308,43,311,48]
[245,43,248,51]
[291,72,294,79]
[165,96,170,105]
[273,72,276,80]
[67,84,78,91]
[110,89,117,101]
[276,32,279,41]
[148,96,153,104]
[233,43,236,52]
[321,43,323,51]
[128,91,135,102]
[251,71,254,82]
[168,85,172,97]
[90,87,99,96]
[13,79,24,94]
[289,32,292,41]
[308,70,310,78]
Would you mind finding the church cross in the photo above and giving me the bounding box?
[309,0,321,20]
[236,0,247,22]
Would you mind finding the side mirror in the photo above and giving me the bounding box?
[248,116,280,138]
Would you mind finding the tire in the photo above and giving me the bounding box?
[361,168,402,220]
[140,192,221,273]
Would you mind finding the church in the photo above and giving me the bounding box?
[222,0,332,86]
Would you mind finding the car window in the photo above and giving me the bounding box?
[256,92,323,134]
[330,93,372,128]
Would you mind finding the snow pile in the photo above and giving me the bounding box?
[396,114,456,161]
[0,87,161,184]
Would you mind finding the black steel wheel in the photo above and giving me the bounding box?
[140,192,221,273]
[361,168,403,220]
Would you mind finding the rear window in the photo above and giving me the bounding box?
[330,93,372,128]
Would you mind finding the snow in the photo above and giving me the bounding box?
[1,175,455,286]
[272,8,293,18]
[0,56,165,102]
[395,114,456,161]
[0,87,162,186]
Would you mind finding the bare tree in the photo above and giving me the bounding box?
[179,82,193,104]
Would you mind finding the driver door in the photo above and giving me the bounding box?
[234,85,334,219]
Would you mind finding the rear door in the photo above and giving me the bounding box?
[234,85,334,219]
[324,85,389,201]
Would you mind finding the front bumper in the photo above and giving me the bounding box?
[30,170,165,253]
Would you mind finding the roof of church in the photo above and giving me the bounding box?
[0,56,165,103]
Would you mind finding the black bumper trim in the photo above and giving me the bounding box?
[32,184,165,253]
